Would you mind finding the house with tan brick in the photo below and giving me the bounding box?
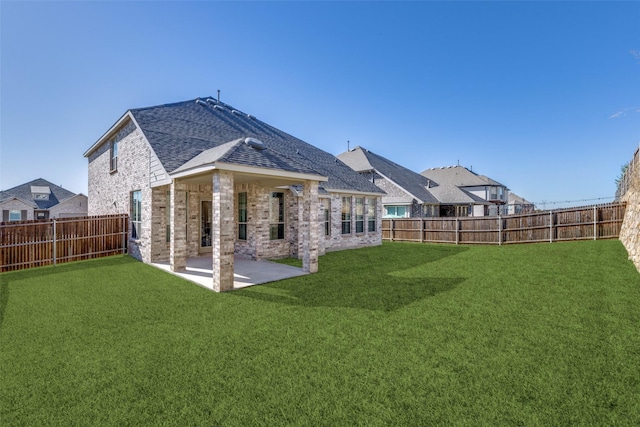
[338,147,489,218]
[84,97,384,291]
[0,178,87,221]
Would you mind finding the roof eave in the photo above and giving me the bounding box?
[83,111,134,158]
[169,162,329,183]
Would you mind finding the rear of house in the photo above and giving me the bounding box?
[84,97,384,290]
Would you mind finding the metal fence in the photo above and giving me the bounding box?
[0,214,128,272]
[382,202,626,245]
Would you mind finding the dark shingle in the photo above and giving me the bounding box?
[130,98,384,194]
[0,178,77,209]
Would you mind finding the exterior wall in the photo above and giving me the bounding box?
[324,193,383,252]
[0,199,34,221]
[87,119,153,262]
[371,176,421,218]
[49,194,88,218]
[620,162,640,272]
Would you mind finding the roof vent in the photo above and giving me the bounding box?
[196,98,207,106]
[244,137,265,150]
[247,114,255,119]
[214,104,226,111]
[231,109,242,116]
[206,97,217,104]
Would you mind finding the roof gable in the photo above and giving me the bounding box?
[1,178,77,210]
[338,147,438,203]
[421,165,505,188]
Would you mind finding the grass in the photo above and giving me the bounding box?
[1,240,640,426]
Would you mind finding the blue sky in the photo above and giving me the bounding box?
[1,1,638,209]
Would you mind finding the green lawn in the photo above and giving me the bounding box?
[1,240,639,426]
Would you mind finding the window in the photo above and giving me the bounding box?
[166,191,171,243]
[341,196,351,234]
[9,210,23,221]
[110,139,118,172]
[324,206,330,236]
[238,192,248,240]
[384,206,407,218]
[355,197,364,233]
[368,198,377,232]
[131,190,142,239]
[270,192,285,240]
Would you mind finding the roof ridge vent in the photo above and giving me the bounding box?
[214,104,226,111]
[244,137,265,150]
[196,98,207,106]
[247,114,255,119]
[231,109,242,116]
[206,97,218,104]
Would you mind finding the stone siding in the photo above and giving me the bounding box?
[87,119,152,262]
[324,193,383,252]
[620,157,640,272]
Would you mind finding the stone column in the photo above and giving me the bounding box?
[212,171,235,291]
[302,180,319,273]
[170,180,187,271]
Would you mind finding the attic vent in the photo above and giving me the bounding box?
[213,104,226,111]
[196,98,207,106]
[206,97,217,104]
[231,109,242,116]
[244,137,265,150]
[247,114,255,119]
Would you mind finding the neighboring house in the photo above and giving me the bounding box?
[507,192,535,215]
[421,166,509,216]
[0,178,88,222]
[338,146,439,218]
[338,147,488,218]
[83,97,385,291]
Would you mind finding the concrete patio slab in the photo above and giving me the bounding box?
[151,256,308,291]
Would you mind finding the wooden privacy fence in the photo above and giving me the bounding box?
[382,202,627,245]
[0,214,128,272]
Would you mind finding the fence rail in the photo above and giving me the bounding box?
[382,203,626,245]
[1,214,128,272]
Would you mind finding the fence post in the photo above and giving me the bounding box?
[456,218,460,245]
[593,205,597,240]
[549,211,553,243]
[391,220,394,242]
[498,215,502,246]
[52,219,57,266]
[420,219,424,243]
[122,214,127,254]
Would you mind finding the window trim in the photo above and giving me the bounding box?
[269,191,285,240]
[368,198,377,232]
[355,197,364,234]
[131,190,142,240]
[238,192,248,241]
[341,196,352,235]
[110,139,118,173]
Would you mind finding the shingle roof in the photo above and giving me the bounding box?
[338,147,438,203]
[0,178,77,210]
[420,165,505,188]
[129,98,383,195]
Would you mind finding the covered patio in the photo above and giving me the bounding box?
[152,256,308,290]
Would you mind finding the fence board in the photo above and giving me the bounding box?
[1,214,128,272]
[382,203,626,246]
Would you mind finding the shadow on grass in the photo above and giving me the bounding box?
[235,276,465,312]
[235,243,469,312]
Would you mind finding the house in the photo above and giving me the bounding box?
[0,178,87,222]
[338,146,439,218]
[83,97,385,291]
[338,147,488,218]
[421,165,508,216]
[507,192,535,214]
